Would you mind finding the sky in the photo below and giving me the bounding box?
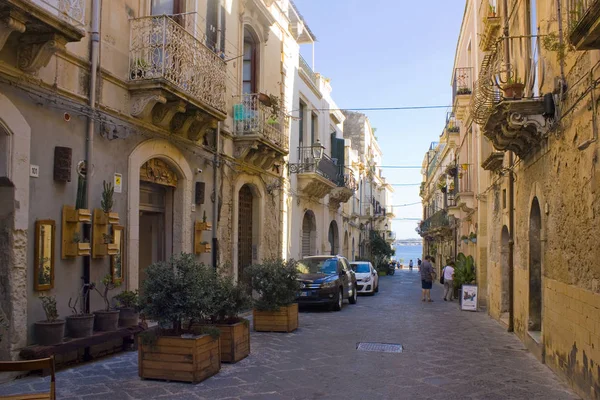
[293,0,466,239]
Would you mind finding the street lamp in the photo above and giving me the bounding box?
[383,223,388,240]
[311,139,324,161]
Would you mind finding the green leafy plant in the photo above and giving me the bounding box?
[245,259,300,311]
[369,230,395,271]
[40,295,59,322]
[460,235,469,242]
[139,253,216,335]
[113,290,140,311]
[101,180,114,213]
[208,274,251,324]
[456,87,472,95]
[191,325,221,340]
[453,253,476,290]
[102,233,113,244]
[93,274,121,311]
[469,232,477,240]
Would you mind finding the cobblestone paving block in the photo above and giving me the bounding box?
[0,270,582,399]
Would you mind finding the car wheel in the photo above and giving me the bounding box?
[332,289,343,311]
[349,286,358,304]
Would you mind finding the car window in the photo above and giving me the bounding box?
[297,258,338,274]
[350,263,370,273]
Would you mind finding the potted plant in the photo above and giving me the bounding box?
[453,253,476,301]
[438,182,447,193]
[246,259,300,333]
[502,76,525,99]
[138,253,221,383]
[460,235,469,244]
[204,274,252,363]
[92,275,121,331]
[456,87,472,95]
[34,296,65,346]
[469,232,477,243]
[113,290,140,327]
[257,92,271,106]
[66,284,95,338]
[101,180,119,224]
[447,166,458,177]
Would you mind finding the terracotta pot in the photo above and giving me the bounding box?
[257,93,271,106]
[34,320,65,346]
[502,83,525,99]
[94,310,120,331]
[66,314,95,338]
[118,308,139,327]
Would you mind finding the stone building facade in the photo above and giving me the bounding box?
[0,0,396,364]
[420,0,600,398]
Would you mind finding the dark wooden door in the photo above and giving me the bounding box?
[238,185,253,285]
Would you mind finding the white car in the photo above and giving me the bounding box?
[350,261,379,295]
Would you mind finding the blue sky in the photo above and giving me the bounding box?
[294,0,466,239]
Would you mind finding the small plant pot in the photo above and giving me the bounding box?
[257,92,271,106]
[34,320,65,346]
[502,83,525,99]
[66,314,95,338]
[470,238,477,243]
[118,308,139,327]
[94,310,120,332]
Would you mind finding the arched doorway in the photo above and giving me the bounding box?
[343,231,349,259]
[138,158,179,289]
[238,185,254,284]
[301,211,316,257]
[500,225,510,315]
[529,198,542,333]
[328,221,339,255]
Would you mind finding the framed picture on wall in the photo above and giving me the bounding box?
[461,284,478,311]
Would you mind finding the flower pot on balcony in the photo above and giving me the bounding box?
[502,83,525,99]
[257,93,271,106]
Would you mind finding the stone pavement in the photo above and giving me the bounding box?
[0,270,580,399]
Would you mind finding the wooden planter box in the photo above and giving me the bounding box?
[253,303,298,333]
[216,321,250,363]
[138,334,220,383]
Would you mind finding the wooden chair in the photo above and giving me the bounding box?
[0,357,55,400]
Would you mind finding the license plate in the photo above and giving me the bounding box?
[300,291,309,297]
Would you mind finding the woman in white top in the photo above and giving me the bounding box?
[442,261,455,301]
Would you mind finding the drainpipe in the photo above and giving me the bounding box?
[83,0,101,312]
[212,3,223,270]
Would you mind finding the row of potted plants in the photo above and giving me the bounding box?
[136,254,300,383]
[460,232,477,244]
[34,279,140,346]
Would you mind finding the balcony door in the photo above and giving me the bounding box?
[151,0,185,17]
[243,28,258,94]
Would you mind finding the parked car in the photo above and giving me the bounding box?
[296,255,358,311]
[350,261,379,295]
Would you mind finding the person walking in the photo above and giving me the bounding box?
[442,261,455,301]
[420,255,435,302]
[409,259,413,270]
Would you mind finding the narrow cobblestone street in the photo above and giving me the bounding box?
[0,270,579,400]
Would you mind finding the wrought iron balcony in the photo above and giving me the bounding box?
[452,67,473,121]
[128,15,227,137]
[418,210,452,238]
[233,93,289,150]
[329,166,358,209]
[290,146,340,199]
[481,137,504,172]
[0,0,86,72]
[445,112,460,135]
[472,36,551,159]
[299,55,319,91]
[569,0,600,50]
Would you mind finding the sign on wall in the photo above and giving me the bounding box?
[461,284,478,311]
[114,173,122,193]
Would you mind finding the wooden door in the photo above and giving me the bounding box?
[238,185,253,284]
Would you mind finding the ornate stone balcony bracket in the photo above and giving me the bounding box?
[152,100,187,129]
[0,11,26,51]
[18,33,67,73]
[481,151,505,172]
[130,91,167,120]
[483,99,549,159]
[329,187,354,210]
[233,139,283,171]
[171,111,203,137]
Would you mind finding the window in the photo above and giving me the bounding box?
[310,113,317,144]
[502,189,507,209]
[243,28,258,94]
[206,0,226,53]
[299,101,306,146]
[151,0,184,24]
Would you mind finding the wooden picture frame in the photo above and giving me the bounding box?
[34,220,55,291]
[111,225,125,284]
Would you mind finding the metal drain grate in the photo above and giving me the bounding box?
[356,342,403,353]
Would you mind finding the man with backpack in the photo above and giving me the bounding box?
[441,261,455,301]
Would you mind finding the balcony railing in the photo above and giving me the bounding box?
[299,55,319,89]
[31,0,85,27]
[233,94,289,151]
[569,0,600,49]
[294,146,340,184]
[445,112,460,134]
[418,210,451,236]
[457,164,473,194]
[339,166,358,191]
[128,15,227,114]
[452,67,473,104]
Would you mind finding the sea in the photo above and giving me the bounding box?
[393,244,423,266]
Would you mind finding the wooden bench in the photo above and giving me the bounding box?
[0,357,55,400]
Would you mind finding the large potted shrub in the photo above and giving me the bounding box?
[34,296,65,346]
[203,274,251,363]
[138,253,220,383]
[66,284,95,338]
[453,253,476,301]
[114,290,140,327]
[93,275,121,331]
[247,259,300,333]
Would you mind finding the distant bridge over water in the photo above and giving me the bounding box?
[393,239,423,246]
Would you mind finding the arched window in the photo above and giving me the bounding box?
[301,211,316,257]
[529,198,542,333]
[243,28,258,94]
[328,221,339,256]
